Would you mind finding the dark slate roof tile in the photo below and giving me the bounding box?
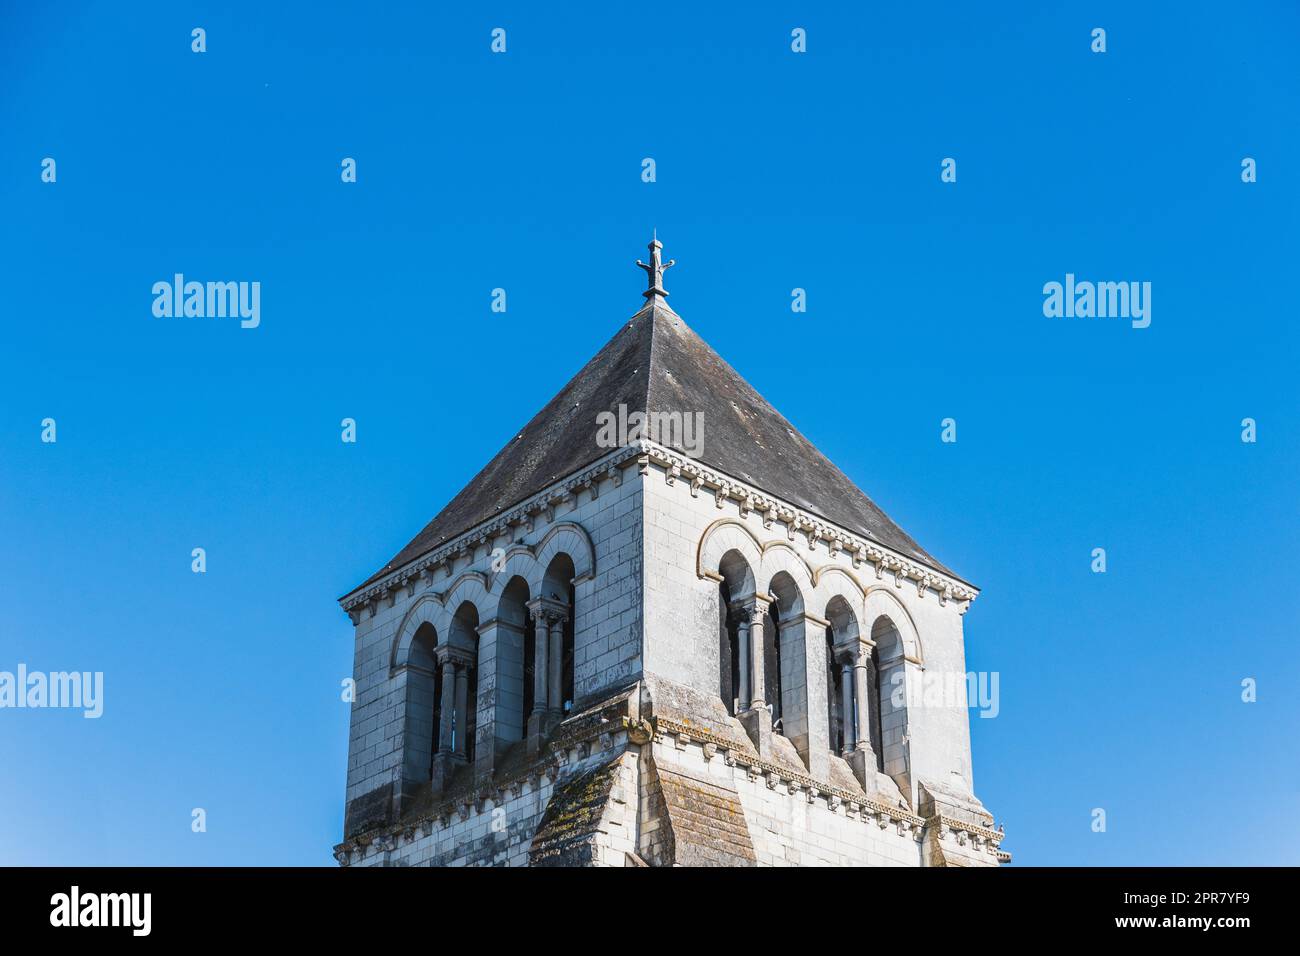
[351,300,960,593]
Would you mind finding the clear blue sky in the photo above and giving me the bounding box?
[1,2,1296,866]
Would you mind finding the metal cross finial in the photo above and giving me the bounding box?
[636,233,675,302]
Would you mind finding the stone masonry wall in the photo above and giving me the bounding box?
[341,451,644,840]
[644,734,925,866]
[336,444,1005,865]
[339,732,640,868]
[638,451,983,810]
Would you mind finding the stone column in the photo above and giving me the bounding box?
[737,599,773,758]
[748,603,767,710]
[736,614,751,710]
[526,596,568,753]
[547,611,564,724]
[846,640,881,793]
[431,646,470,794]
[452,662,469,759]
[471,617,504,785]
[853,652,872,751]
[840,660,855,755]
[437,658,456,755]
[531,615,550,724]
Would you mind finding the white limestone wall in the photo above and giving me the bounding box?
[638,458,980,806]
[341,455,645,835]
[640,473,751,697]
[639,473,724,696]
[349,772,555,867]
[343,597,408,827]
[900,590,977,798]
[340,447,987,861]
[346,745,640,868]
[571,469,644,702]
[648,738,924,866]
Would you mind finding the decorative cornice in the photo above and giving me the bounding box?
[657,441,979,608]
[934,813,1005,847]
[339,445,640,613]
[331,710,1007,864]
[653,716,1003,853]
[650,715,924,827]
[932,813,1008,860]
[340,438,978,617]
[332,707,635,859]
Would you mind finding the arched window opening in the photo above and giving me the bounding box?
[718,579,740,715]
[497,575,532,748]
[562,581,576,714]
[764,570,805,740]
[431,675,443,770]
[460,663,477,760]
[428,601,480,792]
[824,595,864,762]
[715,549,755,716]
[867,650,882,771]
[767,599,783,728]
[826,627,844,754]
[450,602,480,764]
[402,621,439,801]
[527,553,576,752]
[872,616,907,776]
[520,605,535,739]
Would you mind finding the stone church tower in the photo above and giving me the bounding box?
[334,238,1007,867]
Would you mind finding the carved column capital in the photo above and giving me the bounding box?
[851,638,876,668]
[434,644,476,669]
[526,595,570,625]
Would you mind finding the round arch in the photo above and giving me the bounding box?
[814,565,867,628]
[862,587,924,664]
[432,571,491,637]
[760,545,815,614]
[697,519,763,588]
[391,594,443,672]
[824,593,860,645]
[486,546,537,602]
[529,522,595,595]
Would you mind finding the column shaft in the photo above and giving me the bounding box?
[531,618,549,718]
[749,608,766,708]
[853,658,872,749]
[453,664,469,758]
[840,661,855,753]
[437,661,456,754]
[736,620,751,710]
[547,618,563,716]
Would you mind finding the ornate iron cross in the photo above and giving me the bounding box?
[636,233,675,302]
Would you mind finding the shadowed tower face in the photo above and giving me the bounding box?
[335,237,1003,868]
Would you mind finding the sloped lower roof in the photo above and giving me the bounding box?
[353,299,958,592]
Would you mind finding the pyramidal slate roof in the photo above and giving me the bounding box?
[353,275,960,595]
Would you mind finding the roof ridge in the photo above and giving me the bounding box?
[644,303,664,411]
[349,245,959,593]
